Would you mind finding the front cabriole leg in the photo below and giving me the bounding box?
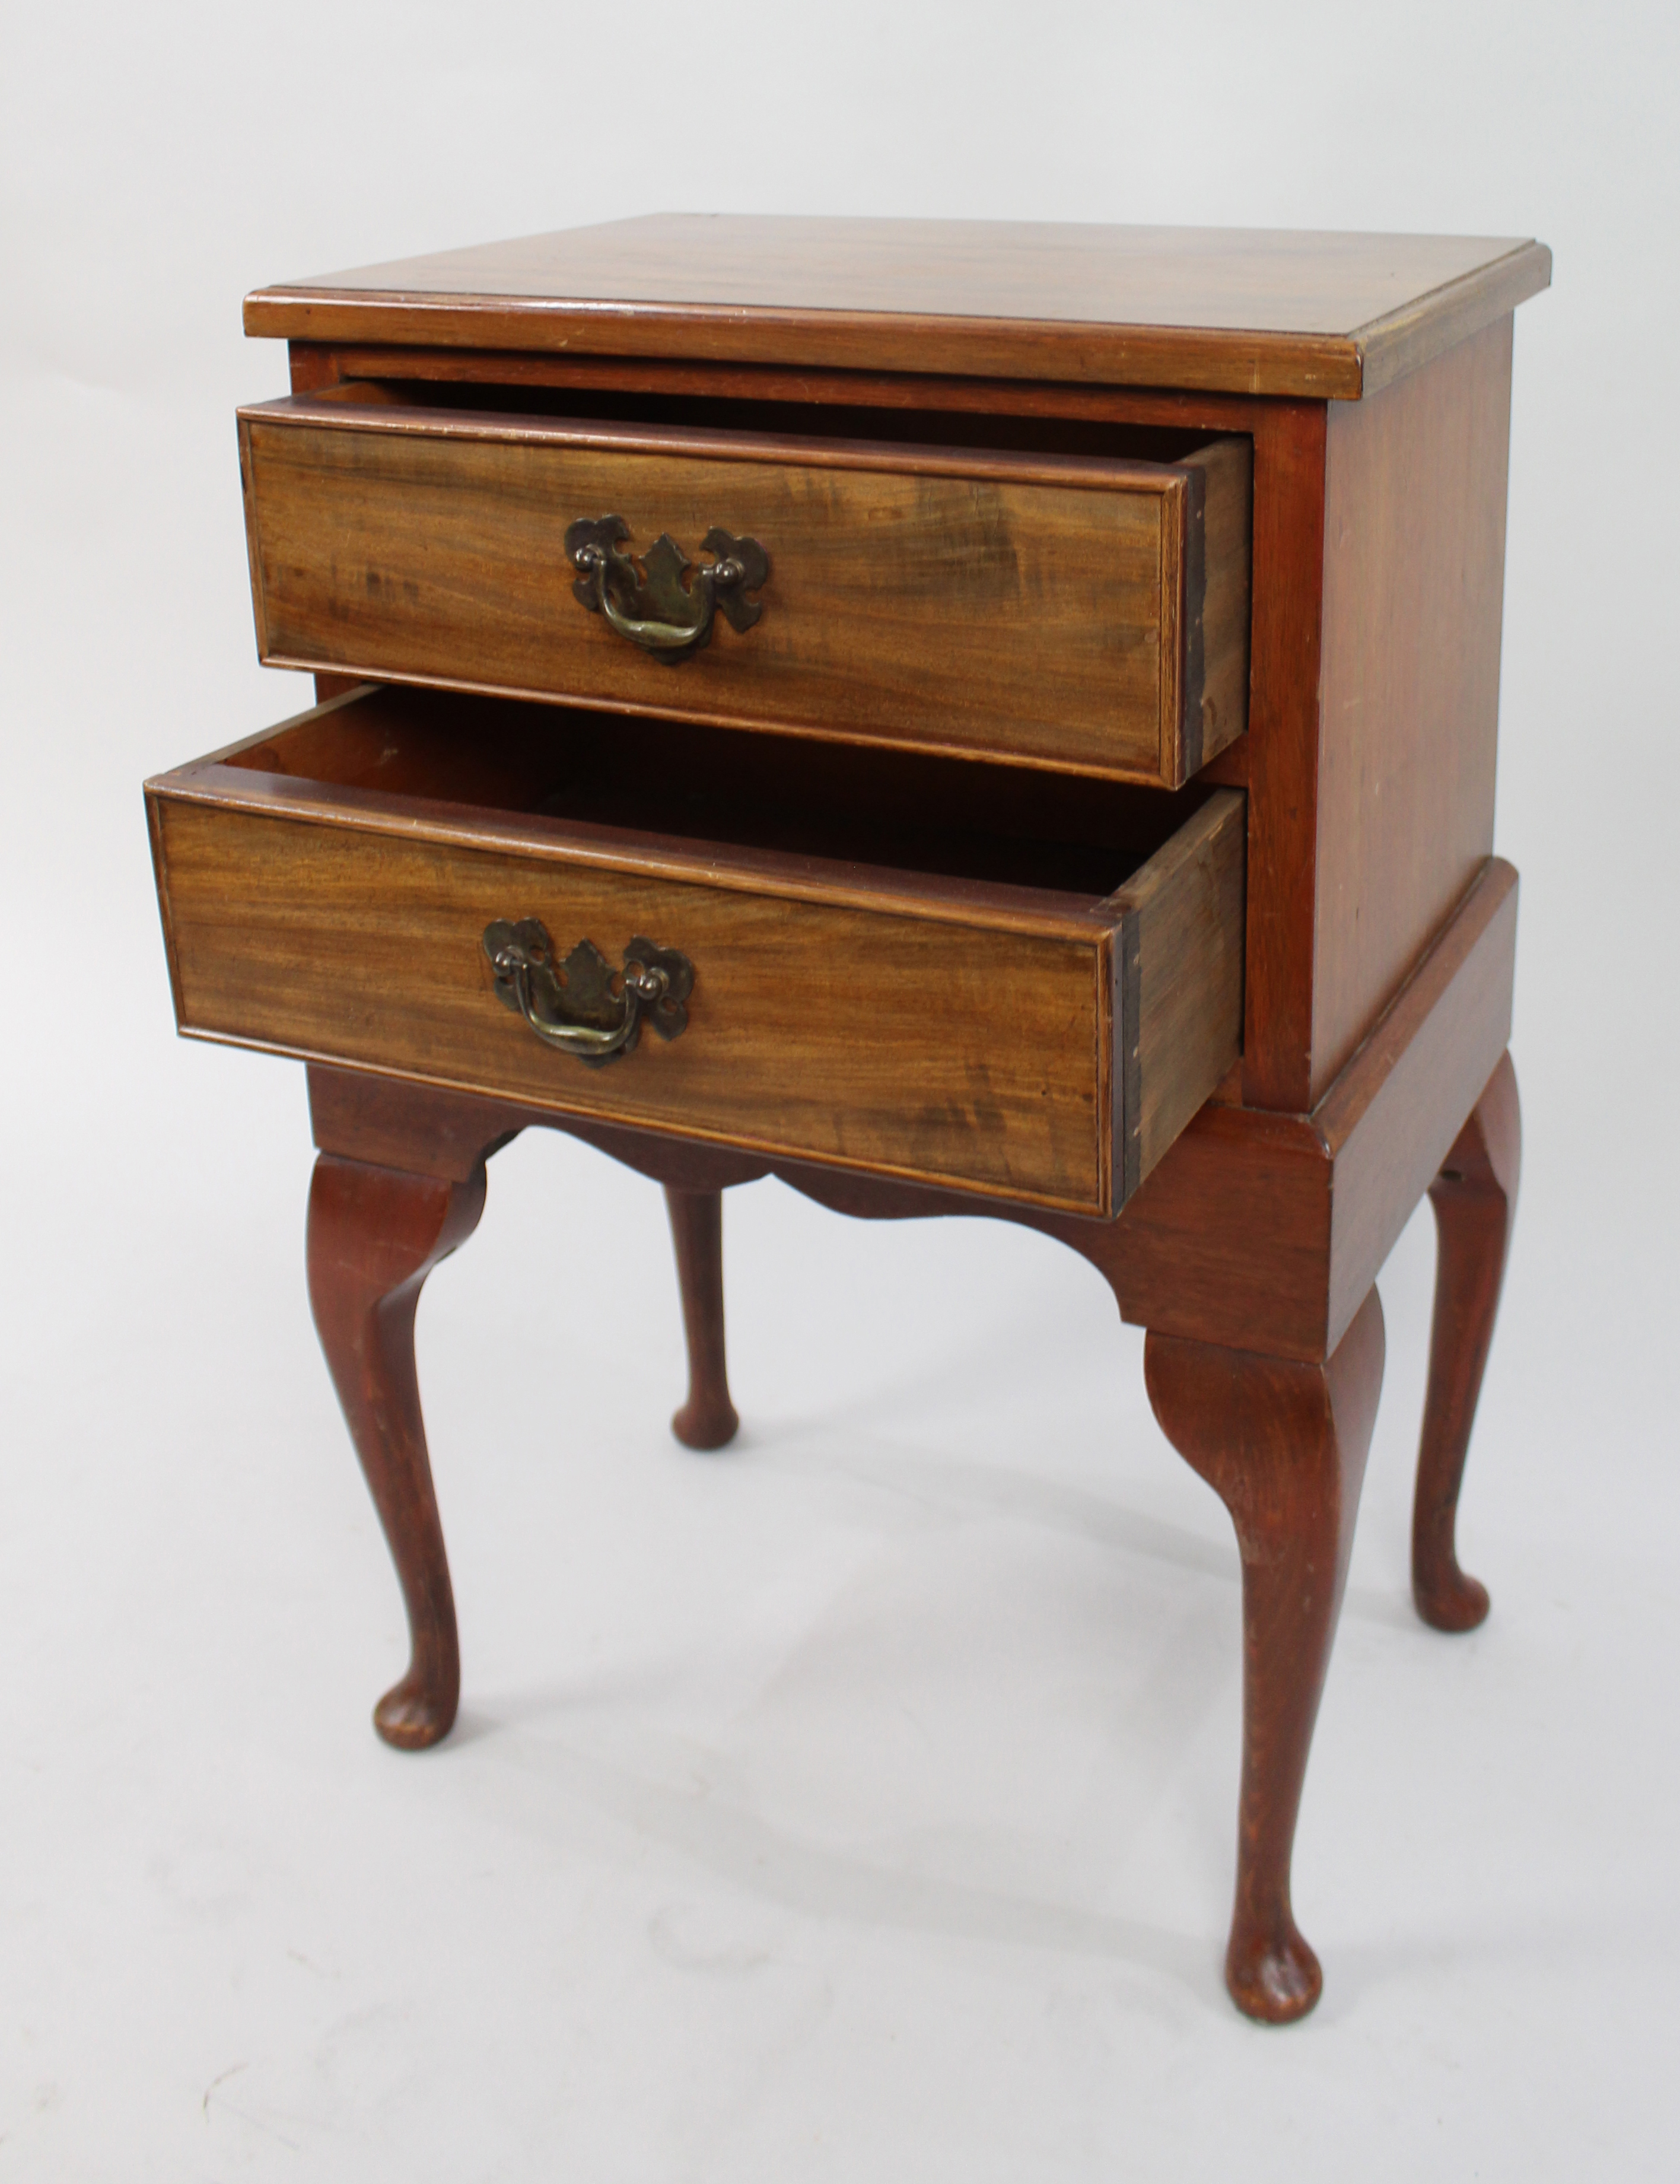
[306,1150,488,1749]
[1145,1288,1386,2022]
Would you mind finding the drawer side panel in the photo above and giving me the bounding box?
[155,798,1110,1212]
[1129,789,1247,1182]
[1183,437,1253,770]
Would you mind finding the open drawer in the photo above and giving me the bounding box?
[237,392,1251,790]
[146,686,1245,1215]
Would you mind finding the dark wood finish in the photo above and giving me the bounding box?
[1144,1287,1385,2022]
[1309,316,1514,1098]
[237,395,1249,787]
[305,1149,489,1749]
[145,686,1246,1215]
[1414,1051,1520,1632]
[244,217,1550,400]
[665,1188,740,1451]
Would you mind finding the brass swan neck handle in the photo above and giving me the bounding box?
[482,921,695,1067]
[564,517,768,663]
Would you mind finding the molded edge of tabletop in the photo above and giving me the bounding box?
[241,220,1553,401]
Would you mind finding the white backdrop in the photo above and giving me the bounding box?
[3,3,1677,2176]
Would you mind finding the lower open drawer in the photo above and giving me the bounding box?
[145,686,1243,1215]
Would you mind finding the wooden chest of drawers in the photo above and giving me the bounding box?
[146,215,1548,2023]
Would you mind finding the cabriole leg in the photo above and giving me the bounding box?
[306,1152,487,1749]
[1145,1289,1386,2023]
[1413,1049,1521,1632]
[664,1186,740,1451]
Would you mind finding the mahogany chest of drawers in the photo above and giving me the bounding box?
[146,216,1548,2021]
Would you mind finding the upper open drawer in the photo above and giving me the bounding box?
[237,394,1251,789]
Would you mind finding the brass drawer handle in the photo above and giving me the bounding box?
[482,920,694,1067]
[564,516,768,663]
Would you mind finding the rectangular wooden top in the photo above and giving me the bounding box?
[245,216,1550,400]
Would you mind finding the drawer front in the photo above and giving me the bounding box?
[238,400,1249,788]
[151,801,1117,1213]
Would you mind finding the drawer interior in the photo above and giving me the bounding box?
[320,371,1227,465]
[224,685,1218,906]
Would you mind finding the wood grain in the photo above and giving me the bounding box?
[1310,316,1515,1097]
[251,365,1307,1113]
[154,795,1112,1212]
[244,217,1550,400]
[238,398,1248,787]
[247,359,1457,1117]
